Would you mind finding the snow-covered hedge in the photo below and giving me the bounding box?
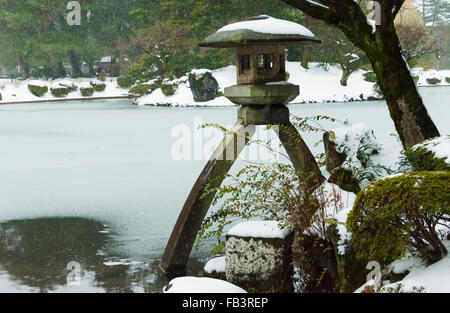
[347,171,450,265]
[406,136,450,171]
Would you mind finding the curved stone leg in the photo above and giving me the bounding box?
[276,121,324,190]
[161,120,255,275]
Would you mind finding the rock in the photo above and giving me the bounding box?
[323,131,361,193]
[225,221,294,293]
[163,277,246,293]
[188,71,219,102]
[203,256,226,280]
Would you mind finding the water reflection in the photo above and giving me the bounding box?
[0,217,204,293]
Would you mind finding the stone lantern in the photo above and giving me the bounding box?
[161,16,322,275]
[200,15,320,106]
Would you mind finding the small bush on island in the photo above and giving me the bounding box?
[426,77,441,85]
[50,86,70,97]
[128,84,156,96]
[80,86,94,97]
[117,75,135,88]
[446,77,450,84]
[28,83,48,97]
[160,82,178,96]
[90,81,106,92]
[347,171,450,266]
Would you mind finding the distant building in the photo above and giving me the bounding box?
[94,56,120,77]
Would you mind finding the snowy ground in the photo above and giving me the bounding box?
[0,77,128,103]
[136,63,450,106]
[1,64,448,106]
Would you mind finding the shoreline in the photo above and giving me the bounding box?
[0,95,131,105]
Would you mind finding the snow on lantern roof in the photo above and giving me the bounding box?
[200,15,320,48]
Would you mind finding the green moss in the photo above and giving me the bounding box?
[80,87,94,97]
[160,82,177,96]
[347,171,450,265]
[117,75,135,88]
[50,86,69,97]
[90,81,106,92]
[128,84,155,96]
[406,138,450,171]
[28,84,48,97]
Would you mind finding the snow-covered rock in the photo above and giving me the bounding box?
[227,220,293,239]
[163,277,246,293]
[204,256,226,274]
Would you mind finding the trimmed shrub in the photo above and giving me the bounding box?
[90,81,106,92]
[59,82,77,92]
[446,77,450,84]
[347,171,450,265]
[50,86,69,97]
[28,84,48,97]
[426,77,441,85]
[80,86,94,97]
[128,84,155,96]
[405,136,450,171]
[117,75,135,88]
[160,82,177,96]
[0,92,2,101]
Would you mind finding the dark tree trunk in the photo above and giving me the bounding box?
[301,46,310,69]
[69,50,82,78]
[340,67,352,86]
[282,0,440,148]
[368,29,440,148]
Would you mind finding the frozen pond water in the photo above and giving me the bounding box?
[0,86,449,292]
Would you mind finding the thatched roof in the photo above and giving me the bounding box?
[394,0,425,29]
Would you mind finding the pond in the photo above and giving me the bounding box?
[0,87,449,292]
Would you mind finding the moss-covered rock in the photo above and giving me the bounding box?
[117,75,135,88]
[80,86,94,97]
[28,83,48,97]
[50,86,70,97]
[90,81,106,92]
[405,136,450,171]
[347,171,450,266]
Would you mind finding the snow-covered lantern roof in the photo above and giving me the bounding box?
[200,15,320,85]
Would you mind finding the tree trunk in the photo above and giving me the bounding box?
[16,52,27,79]
[301,46,310,69]
[281,0,441,149]
[367,28,440,148]
[69,50,82,78]
[340,67,352,86]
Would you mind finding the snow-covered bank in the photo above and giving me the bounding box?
[136,63,450,107]
[0,77,128,103]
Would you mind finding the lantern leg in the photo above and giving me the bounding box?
[161,120,255,275]
[276,121,324,190]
